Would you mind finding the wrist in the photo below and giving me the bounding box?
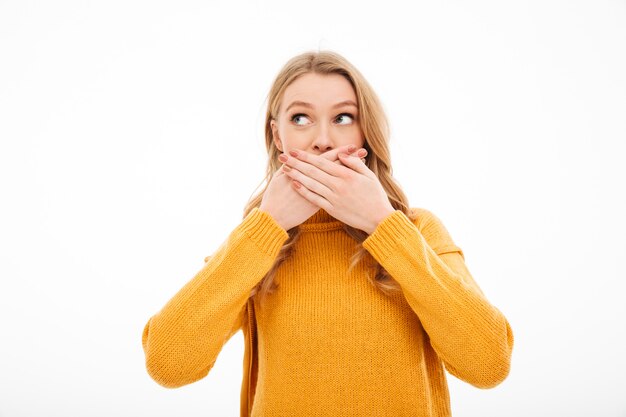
[258,207,287,231]
[366,206,396,235]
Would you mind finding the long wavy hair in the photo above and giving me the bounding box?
[244,50,418,306]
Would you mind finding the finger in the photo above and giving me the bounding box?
[276,144,354,169]
[337,152,371,176]
[292,145,366,176]
[285,150,348,189]
[283,164,333,199]
[320,144,359,162]
[333,150,362,165]
[321,145,367,166]
[279,144,363,167]
[290,179,333,212]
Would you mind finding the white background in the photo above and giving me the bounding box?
[1,0,625,416]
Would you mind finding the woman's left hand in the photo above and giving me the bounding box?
[279,149,396,235]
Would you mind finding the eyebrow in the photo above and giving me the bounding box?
[284,100,358,113]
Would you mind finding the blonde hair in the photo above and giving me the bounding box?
[244,50,418,306]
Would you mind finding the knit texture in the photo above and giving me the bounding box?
[142,207,514,416]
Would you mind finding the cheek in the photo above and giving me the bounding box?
[349,128,365,147]
[281,129,311,145]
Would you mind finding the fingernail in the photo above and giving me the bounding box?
[357,149,367,157]
[289,150,299,157]
[278,154,288,162]
[347,145,356,152]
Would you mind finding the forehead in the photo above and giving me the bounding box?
[281,73,356,109]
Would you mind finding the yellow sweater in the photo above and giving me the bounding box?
[142,207,514,416]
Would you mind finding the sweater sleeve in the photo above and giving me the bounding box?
[141,207,289,388]
[361,208,514,389]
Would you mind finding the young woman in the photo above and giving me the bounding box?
[142,50,514,416]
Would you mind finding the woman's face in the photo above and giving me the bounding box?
[271,72,365,156]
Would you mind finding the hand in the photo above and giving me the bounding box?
[279,149,395,234]
[259,145,367,231]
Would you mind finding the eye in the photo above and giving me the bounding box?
[289,112,356,126]
[290,113,310,126]
[336,113,355,125]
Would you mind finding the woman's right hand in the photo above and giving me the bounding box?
[259,144,366,231]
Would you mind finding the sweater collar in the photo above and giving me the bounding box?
[299,208,344,231]
[302,208,336,224]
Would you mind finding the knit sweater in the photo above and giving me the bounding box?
[142,206,514,416]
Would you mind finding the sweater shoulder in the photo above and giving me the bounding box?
[407,207,464,258]
[405,207,441,232]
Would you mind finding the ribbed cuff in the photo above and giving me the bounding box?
[362,210,418,262]
[238,207,289,258]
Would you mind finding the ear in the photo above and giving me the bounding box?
[270,119,283,152]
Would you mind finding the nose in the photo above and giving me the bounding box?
[311,121,334,154]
